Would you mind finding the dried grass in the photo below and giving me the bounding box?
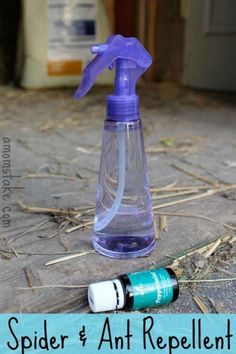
[45,250,96,266]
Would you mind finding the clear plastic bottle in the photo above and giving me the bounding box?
[74,35,156,258]
[93,119,155,258]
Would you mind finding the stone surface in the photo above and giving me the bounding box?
[0,82,235,313]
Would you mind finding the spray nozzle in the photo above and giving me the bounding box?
[74,35,152,108]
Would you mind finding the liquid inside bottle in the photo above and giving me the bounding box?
[93,119,156,258]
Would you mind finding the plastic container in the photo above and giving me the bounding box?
[75,35,156,258]
[88,267,179,312]
[93,119,155,258]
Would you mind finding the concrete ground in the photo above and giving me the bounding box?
[0,82,235,313]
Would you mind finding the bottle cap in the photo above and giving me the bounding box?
[88,279,125,313]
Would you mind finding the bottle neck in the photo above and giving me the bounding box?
[114,58,136,96]
[118,275,134,310]
[106,95,139,122]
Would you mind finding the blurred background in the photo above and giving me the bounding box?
[0,0,235,91]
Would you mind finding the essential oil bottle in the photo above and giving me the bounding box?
[88,267,179,312]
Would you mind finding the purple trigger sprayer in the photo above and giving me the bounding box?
[75,35,156,258]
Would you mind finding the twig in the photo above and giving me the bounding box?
[154,218,159,240]
[76,173,91,181]
[179,277,236,283]
[57,223,69,251]
[203,239,221,258]
[159,215,168,231]
[76,145,100,154]
[0,248,94,256]
[24,173,78,181]
[154,211,236,231]
[211,266,236,276]
[10,246,20,258]
[150,185,209,193]
[167,235,230,269]
[229,236,236,244]
[152,190,199,200]
[18,199,95,217]
[172,164,219,186]
[23,266,35,291]
[106,185,198,202]
[153,190,216,209]
[143,235,233,278]
[150,180,178,192]
[146,146,194,154]
[17,284,89,290]
[81,207,96,216]
[8,219,50,244]
[39,230,59,239]
[0,251,11,259]
[45,250,96,266]
[64,216,82,224]
[193,295,209,313]
[65,221,94,234]
[18,199,80,216]
[153,184,236,210]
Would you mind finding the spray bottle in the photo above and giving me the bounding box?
[75,35,156,258]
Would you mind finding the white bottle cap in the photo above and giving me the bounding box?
[88,279,125,313]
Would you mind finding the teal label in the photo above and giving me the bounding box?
[127,268,174,310]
